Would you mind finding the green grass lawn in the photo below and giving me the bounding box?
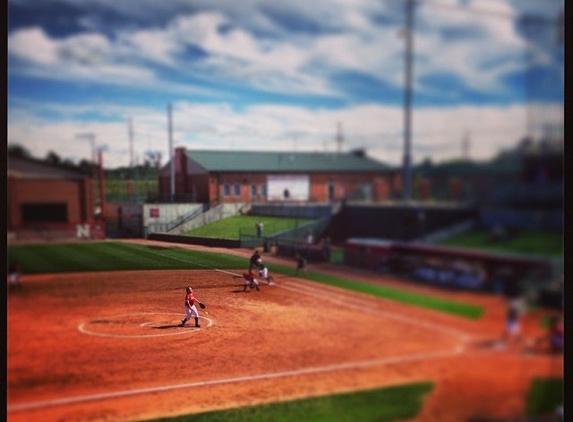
[138,376,563,422]
[7,242,248,273]
[184,215,312,239]
[435,229,563,259]
[269,262,483,319]
[143,382,434,422]
[526,377,563,417]
[8,241,483,319]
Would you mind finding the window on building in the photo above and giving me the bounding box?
[223,184,230,197]
[21,203,68,223]
[251,184,257,197]
[234,183,241,197]
[261,184,267,197]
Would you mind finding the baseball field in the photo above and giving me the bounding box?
[7,239,563,422]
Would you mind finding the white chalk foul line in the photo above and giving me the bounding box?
[219,267,470,340]
[215,268,241,277]
[278,282,471,341]
[8,347,461,412]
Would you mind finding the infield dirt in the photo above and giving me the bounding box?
[7,240,563,422]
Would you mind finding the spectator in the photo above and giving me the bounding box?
[533,316,564,354]
[548,316,564,354]
[502,300,522,348]
[436,265,454,287]
[8,262,22,290]
[256,221,263,238]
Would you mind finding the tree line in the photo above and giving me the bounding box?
[8,143,161,179]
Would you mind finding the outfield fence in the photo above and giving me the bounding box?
[7,221,106,243]
[240,216,333,262]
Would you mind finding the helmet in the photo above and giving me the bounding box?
[186,286,192,293]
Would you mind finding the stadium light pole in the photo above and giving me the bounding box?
[168,103,175,203]
[402,0,415,204]
[96,147,106,219]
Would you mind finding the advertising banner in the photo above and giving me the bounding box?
[267,175,309,201]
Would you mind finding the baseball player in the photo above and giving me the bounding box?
[258,264,275,285]
[502,300,521,346]
[242,271,260,292]
[180,286,202,328]
[295,254,307,276]
[249,249,262,272]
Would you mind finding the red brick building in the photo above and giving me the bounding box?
[158,148,401,206]
[7,155,104,241]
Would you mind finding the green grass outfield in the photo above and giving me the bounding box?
[526,377,563,417]
[7,241,483,319]
[435,229,563,259]
[138,377,563,422]
[184,215,312,239]
[143,382,434,422]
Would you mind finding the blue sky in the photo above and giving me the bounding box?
[7,0,563,168]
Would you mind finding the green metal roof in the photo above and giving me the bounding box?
[186,150,394,173]
[8,155,89,179]
[414,157,521,176]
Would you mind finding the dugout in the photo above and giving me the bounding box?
[325,203,478,243]
[344,238,555,295]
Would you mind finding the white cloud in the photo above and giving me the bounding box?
[8,0,559,100]
[120,28,182,66]
[9,98,546,169]
[8,27,58,65]
[7,0,562,170]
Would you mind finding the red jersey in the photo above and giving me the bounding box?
[185,292,196,306]
[243,272,254,281]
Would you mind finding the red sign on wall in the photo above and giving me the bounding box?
[150,208,160,218]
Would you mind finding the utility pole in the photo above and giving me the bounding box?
[168,103,175,202]
[76,132,98,217]
[462,131,471,160]
[128,118,138,202]
[402,0,415,203]
[129,118,134,168]
[336,121,344,153]
[97,149,106,219]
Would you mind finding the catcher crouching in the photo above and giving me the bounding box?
[242,271,260,292]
